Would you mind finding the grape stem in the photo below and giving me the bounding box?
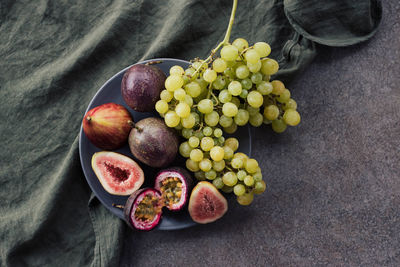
[191,0,238,79]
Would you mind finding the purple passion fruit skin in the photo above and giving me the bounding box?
[154,167,194,211]
[188,181,228,224]
[121,64,166,112]
[91,151,144,196]
[124,188,163,231]
[128,117,179,168]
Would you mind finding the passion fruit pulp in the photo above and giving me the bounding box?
[154,167,193,211]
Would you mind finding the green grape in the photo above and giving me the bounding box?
[188,136,200,148]
[263,105,279,120]
[210,146,224,161]
[283,109,301,126]
[183,95,193,107]
[271,119,287,133]
[237,192,254,205]
[182,75,190,85]
[284,98,297,110]
[257,81,273,95]
[213,75,226,90]
[165,75,184,92]
[164,111,180,127]
[190,149,204,162]
[246,105,260,116]
[194,131,204,139]
[185,81,202,98]
[175,102,191,118]
[222,186,234,193]
[247,60,262,73]
[225,137,239,151]
[204,111,220,127]
[221,45,239,61]
[213,128,223,138]
[228,81,242,96]
[233,152,248,163]
[223,146,234,160]
[182,128,193,139]
[200,137,214,151]
[223,123,237,134]
[235,65,250,79]
[173,88,186,101]
[179,142,192,158]
[241,78,253,90]
[231,158,243,169]
[249,113,263,127]
[254,180,266,194]
[197,99,214,114]
[277,89,291,103]
[261,58,279,76]
[213,58,227,73]
[234,109,250,126]
[245,158,259,173]
[196,77,208,90]
[181,113,195,128]
[222,172,238,187]
[247,91,263,108]
[223,68,235,79]
[222,102,238,117]
[202,126,213,136]
[232,38,249,52]
[192,61,207,71]
[155,100,169,114]
[203,68,217,83]
[192,112,201,125]
[233,184,246,196]
[160,90,173,102]
[244,175,254,186]
[239,89,248,99]
[217,136,225,145]
[205,170,217,180]
[231,96,241,107]
[271,80,285,95]
[194,171,206,181]
[170,65,184,76]
[237,170,247,181]
[250,72,263,84]
[245,49,260,64]
[185,67,198,79]
[254,42,271,57]
[219,115,233,127]
[212,160,225,172]
[199,158,212,172]
[253,172,262,182]
[175,123,183,130]
[218,89,232,104]
[186,159,200,172]
[212,177,224,189]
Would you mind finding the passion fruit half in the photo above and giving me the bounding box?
[124,188,163,231]
[154,167,193,211]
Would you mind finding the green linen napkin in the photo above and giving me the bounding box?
[0,0,381,266]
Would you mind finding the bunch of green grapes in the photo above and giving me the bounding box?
[155,37,300,205]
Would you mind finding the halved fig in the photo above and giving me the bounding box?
[124,188,163,231]
[188,181,228,224]
[91,151,144,196]
[154,167,193,211]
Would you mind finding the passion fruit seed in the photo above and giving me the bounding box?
[160,177,183,207]
[134,194,162,222]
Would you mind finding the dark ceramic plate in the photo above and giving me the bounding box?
[79,58,252,230]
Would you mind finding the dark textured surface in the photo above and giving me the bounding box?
[120,1,400,266]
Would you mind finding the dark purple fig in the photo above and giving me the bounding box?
[91,151,144,196]
[154,167,193,211]
[124,188,163,231]
[188,181,228,224]
[128,117,179,168]
[121,64,166,112]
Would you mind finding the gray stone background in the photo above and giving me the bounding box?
[121,1,400,266]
